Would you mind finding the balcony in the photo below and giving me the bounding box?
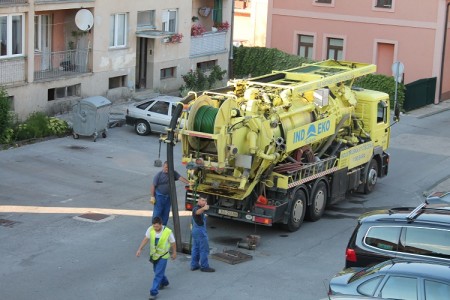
[34,49,90,81]
[190,31,228,58]
[0,57,26,85]
[0,0,27,4]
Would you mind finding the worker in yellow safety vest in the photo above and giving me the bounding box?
[136,216,176,299]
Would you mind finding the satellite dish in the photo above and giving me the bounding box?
[75,9,94,31]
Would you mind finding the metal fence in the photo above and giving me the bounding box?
[404,77,436,111]
[34,49,90,80]
[0,0,28,4]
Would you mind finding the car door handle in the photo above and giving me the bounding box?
[147,114,151,116]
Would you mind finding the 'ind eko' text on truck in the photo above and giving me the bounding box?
[177,60,393,231]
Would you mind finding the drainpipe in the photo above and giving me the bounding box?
[228,0,235,79]
[438,2,450,103]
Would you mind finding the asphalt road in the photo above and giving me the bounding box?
[1,106,450,300]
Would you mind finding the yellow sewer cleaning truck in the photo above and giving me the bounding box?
[178,60,394,231]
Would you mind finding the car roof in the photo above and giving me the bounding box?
[427,191,450,204]
[135,95,182,105]
[358,202,450,225]
[381,261,450,282]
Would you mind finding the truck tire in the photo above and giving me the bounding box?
[285,190,306,232]
[306,181,327,222]
[135,120,150,136]
[364,159,378,194]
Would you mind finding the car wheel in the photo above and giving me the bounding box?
[135,120,150,136]
[364,159,378,194]
[284,189,306,232]
[306,181,327,222]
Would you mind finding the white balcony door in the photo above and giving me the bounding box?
[35,15,51,70]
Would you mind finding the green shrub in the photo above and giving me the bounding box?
[354,74,405,110]
[48,117,70,136]
[180,65,227,95]
[0,87,13,143]
[232,46,312,78]
[12,113,70,142]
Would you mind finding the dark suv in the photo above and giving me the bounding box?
[345,201,450,268]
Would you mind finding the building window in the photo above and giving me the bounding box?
[327,38,343,60]
[137,10,155,29]
[109,75,127,89]
[0,14,24,57]
[297,35,314,59]
[160,67,176,79]
[34,15,50,52]
[7,95,14,110]
[315,0,332,3]
[197,60,217,72]
[48,84,81,101]
[162,9,177,33]
[109,13,127,48]
[375,0,392,8]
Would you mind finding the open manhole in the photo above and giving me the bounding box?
[211,249,252,265]
[74,213,114,223]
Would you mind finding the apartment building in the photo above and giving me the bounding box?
[233,0,268,47]
[264,0,450,103]
[0,0,232,119]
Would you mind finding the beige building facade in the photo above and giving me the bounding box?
[0,0,232,119]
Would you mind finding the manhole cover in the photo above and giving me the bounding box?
[211,250,252,265]
[68,145,87,150]
[0,218,19,228]
[74,213,114,223]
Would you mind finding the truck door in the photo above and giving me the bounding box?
[372,99,390,149]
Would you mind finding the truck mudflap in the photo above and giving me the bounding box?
[381,152,389,177]
[185,190,288,226]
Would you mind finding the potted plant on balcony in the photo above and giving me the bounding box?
[191,23,206,37]
[214,21,230,32]
[168,33,183,43]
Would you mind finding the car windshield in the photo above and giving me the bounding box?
[349,260,393,283]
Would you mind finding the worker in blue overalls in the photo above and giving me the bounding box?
[150,161,189,225]
[190,194,215,272]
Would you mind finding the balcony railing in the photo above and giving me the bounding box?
[34,49,90,81]
[35,0,94,3]
[0,57,26,85]
[190,31,228,58]
[0,0,28,4]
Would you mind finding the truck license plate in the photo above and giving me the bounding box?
[218,209,238,218]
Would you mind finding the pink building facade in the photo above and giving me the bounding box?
[266,0,450,103]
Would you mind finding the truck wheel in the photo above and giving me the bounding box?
[364,159,378,194]
[285,190,306,232]
[135,120,150,136]
[306,181,327,222]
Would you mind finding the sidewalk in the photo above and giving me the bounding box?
[403,99,450,118]
[403,100,450,196]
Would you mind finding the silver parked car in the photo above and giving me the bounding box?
[125,95,183,135]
